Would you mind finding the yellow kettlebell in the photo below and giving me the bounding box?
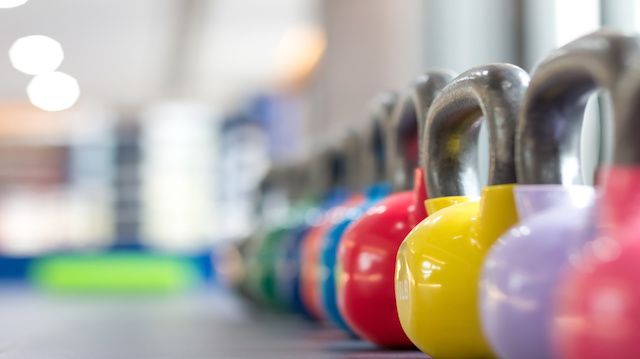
[395,63,529,358]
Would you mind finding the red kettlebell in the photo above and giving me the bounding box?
[552,31,640,359]
[335,71,455,347]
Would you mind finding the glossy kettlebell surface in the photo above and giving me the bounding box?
[397,185,516,357]
[395,63,529,358]
[317,96,396,332]
[552,45,640,359]
[336,71,454,347]
[479,30,639,359]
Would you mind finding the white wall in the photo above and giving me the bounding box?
[306,0,425,152]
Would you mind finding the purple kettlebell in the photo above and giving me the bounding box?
[479,30,640,359]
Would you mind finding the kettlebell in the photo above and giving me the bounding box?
[552,33,640,359]
[242,166,285,307]
[335,71,454,347]
[317,93,397,332]
[395,63,529,358]
[479,30,639,359]
[249,165,306,309]
[273,160,320,317]
[300,142,363,321]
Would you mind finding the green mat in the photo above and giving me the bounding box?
[30,253,202,294]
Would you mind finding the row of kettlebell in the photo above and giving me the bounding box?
[220,29,640,359]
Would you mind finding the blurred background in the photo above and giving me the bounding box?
[0,0,638,357]
[0,0,636,337]
[0,0,636,261]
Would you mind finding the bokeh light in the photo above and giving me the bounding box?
[0,0,29,9]
[27,72,81,112]
[9,35,65,75]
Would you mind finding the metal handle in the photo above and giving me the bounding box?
[424,63,529,198]
[307,145,347,197]
[341,128,371,191]
[517,29,640,184]
[616,56,640,164]
[287,161,312,202]
[387,70,456,191]
[367,92,399,183]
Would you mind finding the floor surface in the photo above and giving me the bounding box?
[0,286,429,359]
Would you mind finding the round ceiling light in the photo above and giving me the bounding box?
[9,35,64,75]
[0,0,29,9]
[27,72,81,112]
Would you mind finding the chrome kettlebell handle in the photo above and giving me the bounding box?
[367,92,399,183]
[424,63,529,198]
[615,56,640,165]
[387,95,417,190]
[308,145,347,197]
[388,70,455,191]
[414,71,458,155]
[517,29,640,184]
[341,128,371,191]
[287,161,311,202]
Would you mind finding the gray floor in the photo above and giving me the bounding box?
[0,286,428,359]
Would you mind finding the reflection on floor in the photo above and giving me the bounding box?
[0,286,428,359]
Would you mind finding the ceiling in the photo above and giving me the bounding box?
[0,0,316,108]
